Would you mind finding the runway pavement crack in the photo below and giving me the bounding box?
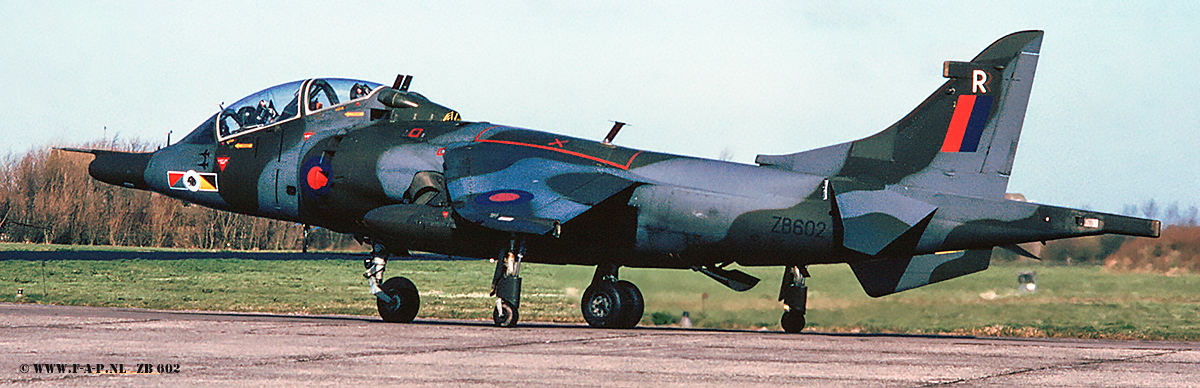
[0,318,161,330]
[3,372,97,385]
[916,349,1181,387]
[278,331,656,364]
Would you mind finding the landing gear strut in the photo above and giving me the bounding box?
[581,263,644,329]
[779,265,808,333]
[366,243,419,323]
[301,225,310,253]
[491,236,524,327]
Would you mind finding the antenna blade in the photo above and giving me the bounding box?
[603,121,626,144]
[400,75,413,92]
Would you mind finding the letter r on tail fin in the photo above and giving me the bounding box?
[972,69,988,93]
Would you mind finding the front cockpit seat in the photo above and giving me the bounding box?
[236,106,257,127]
[308,79,339,111]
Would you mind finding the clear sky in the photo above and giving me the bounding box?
[1,1,1196,216]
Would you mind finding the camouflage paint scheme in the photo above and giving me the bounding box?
[74,31,1158,331]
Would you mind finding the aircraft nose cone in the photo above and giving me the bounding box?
[88,150,152,190]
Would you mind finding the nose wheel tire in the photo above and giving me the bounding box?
[493,299,519,328]
[781,310,806,333]
[377,276,420,323]
[581,280,643,329]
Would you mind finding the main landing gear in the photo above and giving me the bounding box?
[490,238,647,329]
[366,243,420,323]
[581,263,644,329]
[364,233,647,330]
[489,243,646,329]
[491,237,524,327]
[779,265,809,333]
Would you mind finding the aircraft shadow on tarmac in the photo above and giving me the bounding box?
[155,307,980,340]
[5,251,978,341]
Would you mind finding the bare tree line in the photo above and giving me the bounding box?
[0,139,357,251]
[1123,200,1199,227]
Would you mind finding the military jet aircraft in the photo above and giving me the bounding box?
[66,31,1158,332]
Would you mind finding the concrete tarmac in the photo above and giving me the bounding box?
[2,303,1197,387]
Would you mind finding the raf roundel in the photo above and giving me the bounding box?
[473,189,533,206]
[299,156,332,197]
[307,166,328,190]
[489,192,520,202]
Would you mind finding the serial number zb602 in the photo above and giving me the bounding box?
[770,216,827,237]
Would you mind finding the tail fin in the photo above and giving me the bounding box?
[758,31,1043,199]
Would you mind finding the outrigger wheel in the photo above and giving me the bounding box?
[781,310,806,333]
[779,265,808,333]
[377,276,420,323]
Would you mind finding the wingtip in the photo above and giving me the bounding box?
[1102,214,1162,238]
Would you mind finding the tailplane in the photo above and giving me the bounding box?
[850,249,992,297]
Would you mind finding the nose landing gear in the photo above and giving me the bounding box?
[366,243,420,323]
[377,276,420,323]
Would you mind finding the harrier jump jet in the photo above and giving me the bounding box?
[68,31,1159,332]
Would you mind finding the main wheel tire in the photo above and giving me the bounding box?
[612,280,644,329]
[493,299,519,328]
[582,281,626,328]
[377,276,420,323]
[781,310,806,333]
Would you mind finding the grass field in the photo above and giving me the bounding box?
[2,254,1199,340]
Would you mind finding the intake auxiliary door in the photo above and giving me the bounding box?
[271,117,303,216]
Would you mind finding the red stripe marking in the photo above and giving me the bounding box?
[941,95,976,152]
[477,139,641,170]
[473,126,499,141]
[472,126,641,170]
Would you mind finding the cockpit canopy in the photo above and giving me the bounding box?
[179,77,457,146]
[217,80,301,138]
[216,78,383,140]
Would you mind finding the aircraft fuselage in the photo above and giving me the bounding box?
[145,118,842,269]
[75,32,1161,330]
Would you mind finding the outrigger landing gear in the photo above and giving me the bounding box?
[366,242,420,323]
[581,263,644,329]
[491,236,524,327]
[779,265,808,333]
